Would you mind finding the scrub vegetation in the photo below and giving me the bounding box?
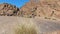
[14,22,38,34]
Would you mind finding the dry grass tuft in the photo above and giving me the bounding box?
[14,22,38,34]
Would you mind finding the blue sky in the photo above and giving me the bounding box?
[0,0,29,8]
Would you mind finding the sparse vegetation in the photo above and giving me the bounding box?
[14,22,38,34]
[45,17,51,19]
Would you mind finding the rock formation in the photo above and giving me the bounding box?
[0,0,60,19]
[20,0,60,19]
[0,3,19,16]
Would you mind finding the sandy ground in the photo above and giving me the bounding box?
[0,16,60,34]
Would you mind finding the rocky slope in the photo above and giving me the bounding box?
[20,0,60,19]
[0,3,19,16]
[0,0,60,19]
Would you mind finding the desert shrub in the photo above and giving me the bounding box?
[14,23,38,34]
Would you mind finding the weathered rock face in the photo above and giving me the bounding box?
[0,3,19,16]
[20,0,60,19]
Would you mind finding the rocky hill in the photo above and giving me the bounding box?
[20,0,60,19]
[0,3,19,16]
[0,0,60,19]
